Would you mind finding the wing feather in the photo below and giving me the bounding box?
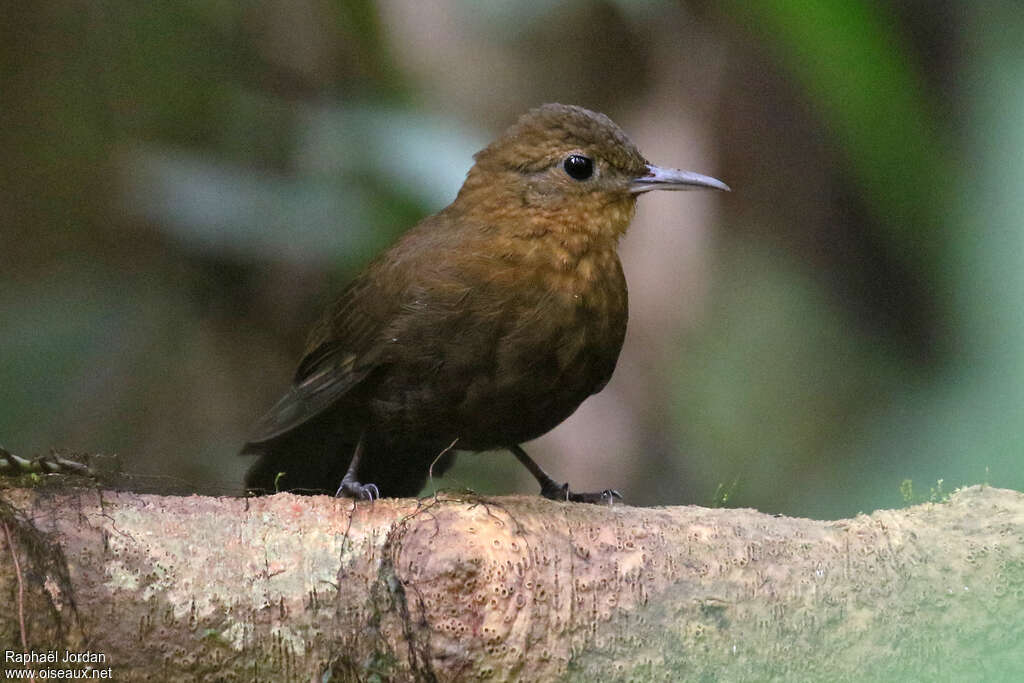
[243,273,389,446]
[242,212,472,448]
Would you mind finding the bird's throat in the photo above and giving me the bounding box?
[448,187,635,306]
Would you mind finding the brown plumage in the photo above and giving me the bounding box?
[242,103,728,503]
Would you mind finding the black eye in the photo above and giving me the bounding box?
[563,154,593,180]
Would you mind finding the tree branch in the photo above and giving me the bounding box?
[0,485,1022,681]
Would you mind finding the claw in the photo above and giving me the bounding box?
[335,480,380,501]
[601,489,622,505]
[540,481,624,505]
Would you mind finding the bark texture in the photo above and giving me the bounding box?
[0,485,1023,681]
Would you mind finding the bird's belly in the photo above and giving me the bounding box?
[365,288,626,451]
[462,316,620,446]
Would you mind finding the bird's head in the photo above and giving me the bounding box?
[452,103,728,238]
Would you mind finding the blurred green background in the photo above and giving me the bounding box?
[2,0,1022,518]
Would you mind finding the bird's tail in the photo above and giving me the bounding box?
[241,418,461,498]
[241,417,351,496]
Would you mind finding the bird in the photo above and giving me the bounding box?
[242,103,728,503]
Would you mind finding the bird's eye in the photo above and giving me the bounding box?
[563,154,594,180]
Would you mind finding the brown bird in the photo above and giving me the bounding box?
[242,103,728,503]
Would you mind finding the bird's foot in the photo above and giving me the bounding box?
[540,482,622,505]
[335,479,380,501]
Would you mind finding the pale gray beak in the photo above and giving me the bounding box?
[630,164,731,193]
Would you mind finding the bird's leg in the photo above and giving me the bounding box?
[335,432,379,501]
[510,445,621,505]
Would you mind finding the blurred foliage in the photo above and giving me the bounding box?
[725,1,951,271]
[692,1,1024,517]
[2,0,1022,517]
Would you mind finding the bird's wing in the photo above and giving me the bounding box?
[243,213,477,447]
[243,274,390,446]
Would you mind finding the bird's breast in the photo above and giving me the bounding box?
[544,241,624,309]
[452,240,628,445]
[535,242,628,383]
[365,235,629,449]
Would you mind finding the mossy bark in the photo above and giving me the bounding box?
[0,486,1022,681]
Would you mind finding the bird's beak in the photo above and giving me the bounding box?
[630,164,731,194]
